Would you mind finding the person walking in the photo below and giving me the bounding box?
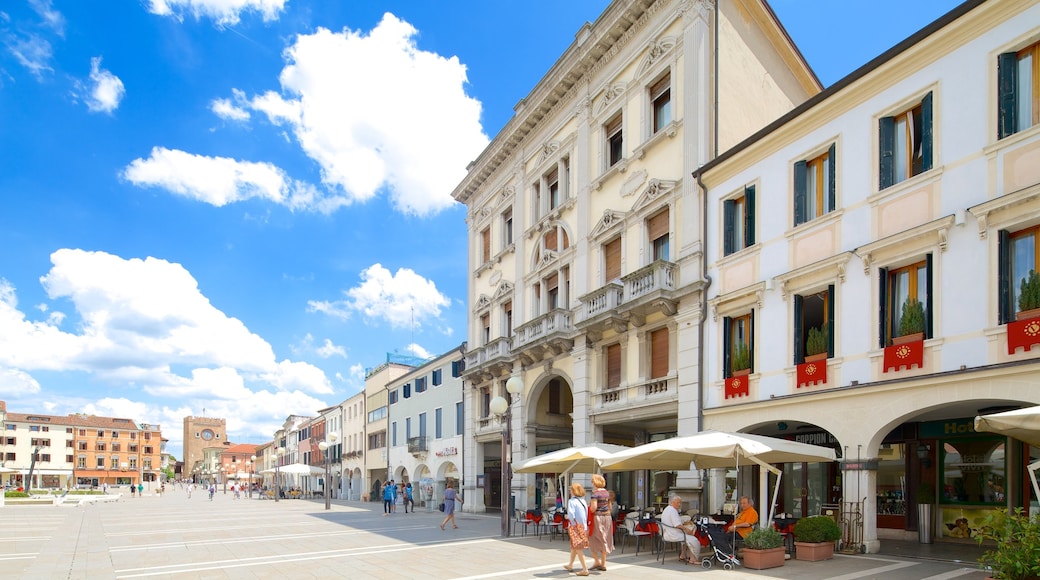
[186,482,194,499]
[208,484,216,501]
[382,481,394,516]
[588,474,615,571]
[129,484,135,498]
[439,482,463,530]
[404,483,414,513]
[137,483,143,496]
[564,481,591,576]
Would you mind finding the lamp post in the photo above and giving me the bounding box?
[223,465,229,495]
[318,433,338,510]
[248,456,256,499]
[490,375,523,538]
[274,445,284,502]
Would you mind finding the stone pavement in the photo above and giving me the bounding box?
[0,490,994,579]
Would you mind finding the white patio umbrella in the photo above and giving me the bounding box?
[974,405,1040,501]
[601,430,837,522]
[513,443,631,475]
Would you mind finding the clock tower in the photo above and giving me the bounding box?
[182,415,227,480]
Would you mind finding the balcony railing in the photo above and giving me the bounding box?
[580,282,624,320]
[595,376,677,409]
[514,309,573,350]
[464,336,512,370]
[623,260,676,300]
[407,437,428,454]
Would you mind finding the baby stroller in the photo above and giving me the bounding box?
[695,517,741,570]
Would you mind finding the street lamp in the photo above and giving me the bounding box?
[318,433,338,511]
[274,445,285,502]
[490,375,523,538]
[248,456,256,499]
[223,465,229,494]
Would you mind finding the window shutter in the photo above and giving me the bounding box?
[879,267,889,348]
[793,160,807,226]
[482,228,491,262]
[744,185,756,247]
[544,227,558,252]
[827,144,836,211]
[920,92,933,173]
[650,327,669,379]
[925,253,934,339]
[723,200,735,255]
[604,237,622,281]
[723,316,732,376]
[879,116,895,189]
[998,229,1012,324]
[827,284,835,357]
[606,343,621,389]
[793,294,804,364]
[998,53,1018,139]
[648,209,669,241]
[749,311,756,374]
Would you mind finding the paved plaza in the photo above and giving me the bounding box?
[0,491,993,579]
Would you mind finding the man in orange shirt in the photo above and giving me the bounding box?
[730,496,759,539]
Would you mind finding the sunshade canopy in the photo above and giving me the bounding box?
[513,443,631,475]
[974,405,1040,447]
[600,430,837,472]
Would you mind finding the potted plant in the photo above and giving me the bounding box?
[894,297,926,345]
[805,325,829,362]
[975,508,1040,580]
[1018,270,1040,321]
[731,342,751,376]
[742,526,786,569]
[917,482,935,544]
[793,515,842,561]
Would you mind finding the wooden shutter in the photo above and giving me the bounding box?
[879,116,895,189]
[604,238,622,281]
[827,143,837,211]
[793,160,807,226]
[878,267,889,347]
[650,327,668,379]
[925,253,934,339]
[998,229,1012,324]
[998,53,1019,139]
[793,294,804,364]
[481,228,491,262]
[723,316,732,376]
[544,227,558,252]
[549,380,561,414]
[920,92,933,173]
[648,209,669,242]
[744,185,756,247]
[723,200,736,255]
[606,343,621,389]
[749,311,755,374]
[827,284,835,357]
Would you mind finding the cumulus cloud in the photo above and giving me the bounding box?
[147,0,286,27]
[404,343,432,359]
[315,337,346,359]
[307,263,451,330]
[211,93,250,121]
[0,366,42,396]
[85,56,125,113]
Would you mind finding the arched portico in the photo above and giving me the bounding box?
[514,372,575,511]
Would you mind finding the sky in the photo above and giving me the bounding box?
[0,0,963,460]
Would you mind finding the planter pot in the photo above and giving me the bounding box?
[804,352,828,363]
[1017,308,1040,321]
[794,541,835,561]
[917,504,933,544]
[732,368,751,377]
[742,547,785,570]
[892,332,924,346]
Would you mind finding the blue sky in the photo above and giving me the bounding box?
[0,0,961,459]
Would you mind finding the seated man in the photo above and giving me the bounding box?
[729,496,759,541]
[660,493,700,562]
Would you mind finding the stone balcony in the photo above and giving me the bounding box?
[578,260,685,339]
[462,337,514,383]
[593,376,678,414]
[513,308,576,365]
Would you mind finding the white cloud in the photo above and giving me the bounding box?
[29,0,64,35]
[5,32,53,78]
[211,97,250,121]
[307,263,451,330]
[147,0,286,27]
[315,338,346,359]
[245,14,488,216]
[85,56,125,114]
[404,343,432,359]
[0,250,333,399]
[0,366,41,396]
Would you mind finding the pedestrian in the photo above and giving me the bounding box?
[382,481,394,516]
[390,480,398,513]
[102,483,108,495]
[129,484,135,498]
[405,483,414,513]
[208,484,216,501]
[137,483,143,496]
[588,474,615,571]
[186,483,194,499]
[564,481,590,576]
[439,481,463,530]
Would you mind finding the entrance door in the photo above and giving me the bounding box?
[486,467,502,512]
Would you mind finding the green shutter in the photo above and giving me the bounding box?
[723,316,732,376]
[827,284,835,358]
[880,116,895,189]
[744,185,756,247]
[998,53,1018,139]
[925,253,934,339]
[793,294,804,364]
[793,160,807,226]
[920,92,933,173]
[998,230,1012,324]
[723,199,735,255]
[827,143,836,212]
[749,310,755,374]
[879,267,889,347]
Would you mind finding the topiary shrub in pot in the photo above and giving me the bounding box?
[894,297,926,344]
[742,526,786,570]
[793,515,843,562]
[1018,270,1040,321]
[730,342,751,375]
[805,325,829,361]
[975,508,1040,580]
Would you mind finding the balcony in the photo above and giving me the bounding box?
[513,308,576,365]
[463,337,514,382]
[407,437,428,454]
[578,260,691,338]
[594,376,678,414]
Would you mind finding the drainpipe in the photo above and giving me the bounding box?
[714,0,719,158]
[694,169,714,511]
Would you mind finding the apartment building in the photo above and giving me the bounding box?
[363,360,411,499]
[452,0,818,514]
[341,391,366,500]
[697,0,1040,552]
[0,406,75,489]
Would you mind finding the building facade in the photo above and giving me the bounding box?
[182,416,227,479]
[0,406,75,489]
[363,361,410,499]
[340,391,366,500]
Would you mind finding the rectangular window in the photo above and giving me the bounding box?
[794,145,836,226]
[723,313,754,377]
[78,441,87,450]
[435,408,443,439]
[481,226,491,264]
[4,437,13,445]
[456,401,465,436]
[77,456,86,468]
[998,227,1040,323]
[419,412,427,438]
[392,422,398,447]
[452,359,464,378]
[649,209,669,261]
[403,383,411,399]
[794,286,834,363]
[480,387,491,418]
[604,237,621,282]
[503,301,513,337]
[389,390,398,405]
[650,74,671,134]
[6,425,16,431]
[66,440,73,448]
[97,430,104,438]
[548,379,562,414]
[605,113,623,167]
[111,443,121,452]
[546,273,560,310]
[66,454,74,463]
[29,425,40,432]
[502,207,513,247]
[880,93,933,189]
[143,446,152,455]
[95,443,106,452]
[406,417,411,441]
[879,256,932,346]
[999,42,1040,138]
[606,343,621,390]
[96,457,105,468]
[650,327,669,379]
[39,454,50,462]
[416,377,427,393]
[480,313,490,345]
[432,368,443,386]
[547,168,560,210]
[723,185,756,256]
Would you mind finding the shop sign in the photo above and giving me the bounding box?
[435,447,458,457]
[793,432,839,447]
[920,418,980,438]
[841,459,879,471]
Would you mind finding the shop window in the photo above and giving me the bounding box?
[723,312,754,377]
[998,42,1040,139]
[794,286,834,363]
[879,256,933,346]
[723,185,756,256]
[879,92,933,189]
[940,438,1005,505]
[794,145,836,226]
[998,226,1040,323]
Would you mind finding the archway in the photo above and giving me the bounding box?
[519,373,575,511]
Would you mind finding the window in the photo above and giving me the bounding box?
[604,237,621,282]
[30,425,40,432]
[129,458,137,469]
[416,377,427,393]
[879,256,932,346]
[4,437,13,445]
[77,456,86,468]
[111,443,121,452]
[96,457,105,469]
[95,443,106,451]
[606,343,621,390]
[649,209,669,261]
[649,327,669,379]
[546,273,560,310]
[723,185,756,256]
[6,424,15,431]
[794,145,836,226]
[456,401,465,436]
[502,207,513,247]
[143,446,152,455]
[605,113,623,167]
[111,431,118,438]
[481,226,491,264]
[389,390,398,405]
[66,454,74,463]
[78,441,86,450]
[998,227,1040,323]
[78,429,85,436]
[480,387,491,418]
[650,74,671,134]
[66,427,72,433]
[97,430,104,438]
[941,438,1005,505]
[794,286,834,363]
[432,368,443,386]
[480,313,490,345]
[879,92,933,189]
[403,383,411,399]
[419,412,427,438]
[393,421,399,446]
[39,454,50,462]
[452,359,465,378]
[66,440,73,448]
[405,417,412,440]
[547,379,562,414]
[998,42,1040,138]
[435,408,443,439]
[547,168,560,210]
[129,444,138,453]
[723,312,754,377]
